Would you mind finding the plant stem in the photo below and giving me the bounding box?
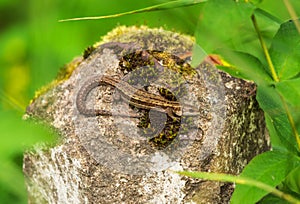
[283,0,300,34]
[251,10,300,201]
[251,13,300,152]
[176,171,300,204]
[279,94,300,151]
[251,14,279,82]
[59,0,207,22]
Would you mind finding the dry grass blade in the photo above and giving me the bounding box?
[59,0,207,22]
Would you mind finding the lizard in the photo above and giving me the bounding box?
[75,75,195,118]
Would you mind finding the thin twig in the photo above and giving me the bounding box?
[251,14,279,82]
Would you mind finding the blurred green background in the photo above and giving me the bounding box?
[0,0,298,203]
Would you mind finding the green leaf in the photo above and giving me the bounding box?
[194,1,281,64]
[249,0,263,5]
[259,193,293,204]
[251,8,282,61]
[176,168,300,203]
[231,150,300,204]
[276,78,300,136]
[264,114,280,147]
[195,0,256,54]
[271,113,298,153]
[255,85,284,118]
[264,114,295,153]
[260,172,300,204]
[215,50,272,85]
[257,85,298,153]
[195,0,280,61]
[269,20,300,80]
[285,165,300,195]
[276,78,300,107]
[59,0,207,22]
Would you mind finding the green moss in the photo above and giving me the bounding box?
[118,47,195,149]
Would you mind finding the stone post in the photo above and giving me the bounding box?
[23,26,269,204]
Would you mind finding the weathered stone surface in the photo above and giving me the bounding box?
[23,26,269,204]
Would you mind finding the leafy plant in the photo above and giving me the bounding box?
[61,0,300,203]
